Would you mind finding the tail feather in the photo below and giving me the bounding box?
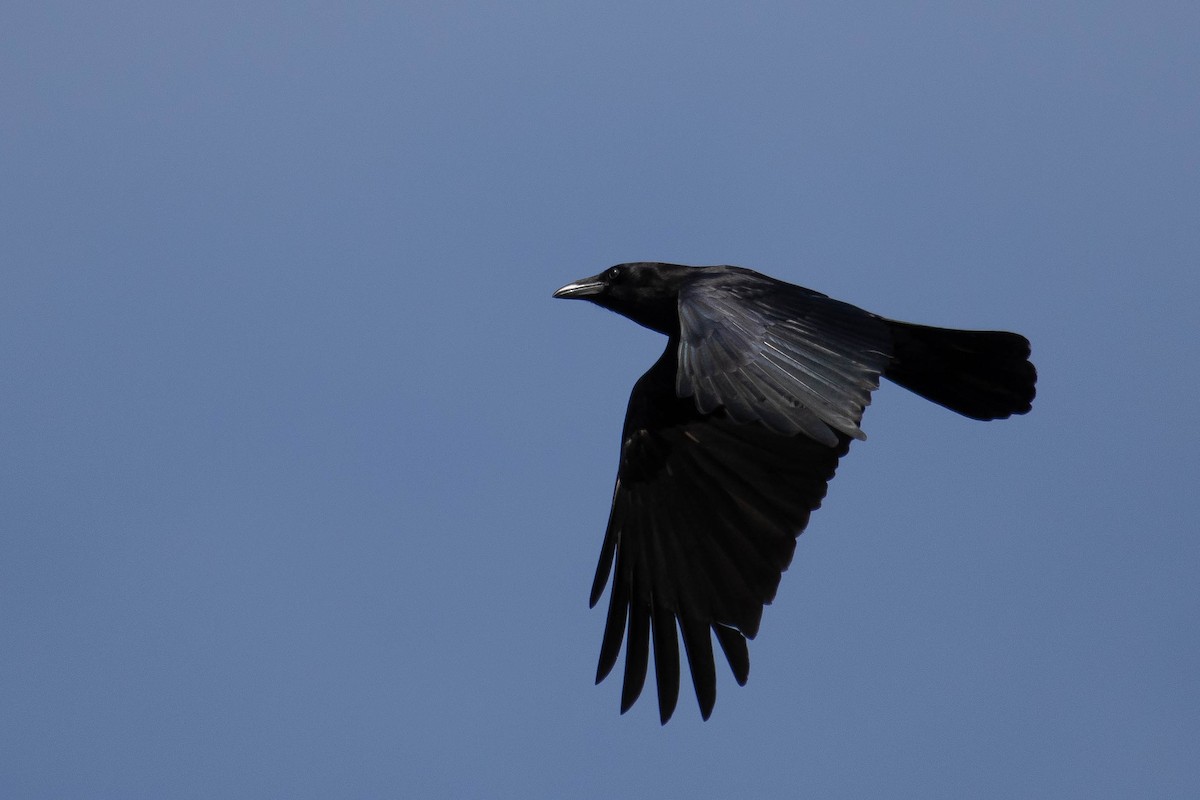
[883,320,1036,420]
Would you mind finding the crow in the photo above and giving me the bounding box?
[554,262,1036,724]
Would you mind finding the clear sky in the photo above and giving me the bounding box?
[2,3,1197,798]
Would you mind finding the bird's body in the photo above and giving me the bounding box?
[554,262,1036,723]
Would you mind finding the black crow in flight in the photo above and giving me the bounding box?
[554,262,1036,724]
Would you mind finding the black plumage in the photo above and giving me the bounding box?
[554,263,1036,723]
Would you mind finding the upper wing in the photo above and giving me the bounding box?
[591,347,852,723]
[676,269,893,446]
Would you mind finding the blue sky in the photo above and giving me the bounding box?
[2,3,1197,797]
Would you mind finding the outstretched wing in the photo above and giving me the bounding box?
[676,269,893,446]
[591,347,852,723]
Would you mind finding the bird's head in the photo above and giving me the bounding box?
[553,262,693,335]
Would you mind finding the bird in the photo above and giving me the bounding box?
[553,262,1036,724]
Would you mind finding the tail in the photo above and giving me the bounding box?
[883,320,1036,420]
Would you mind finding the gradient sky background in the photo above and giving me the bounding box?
[2,3,1197,798]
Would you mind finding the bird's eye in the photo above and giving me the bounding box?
[606,267,622,282]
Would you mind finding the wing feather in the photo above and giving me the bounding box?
[676,270,892,444]
[593,344,853,721]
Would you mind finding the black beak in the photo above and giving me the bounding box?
[553,274,606,299]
